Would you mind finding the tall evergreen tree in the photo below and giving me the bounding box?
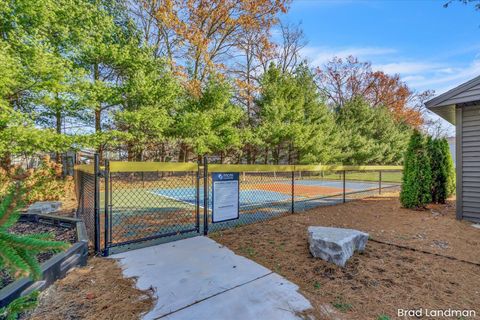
[336,98,411,165]
[173,76,244,162]
[400,130,432,208]
[256,63,338,164]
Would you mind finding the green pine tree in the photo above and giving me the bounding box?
[0,291,39,320]
[400,130,432,208]
[0,182,69,319]
[0,184,68,279]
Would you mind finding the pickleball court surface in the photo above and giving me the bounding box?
[104,178,399,249]
[149,179,393,208]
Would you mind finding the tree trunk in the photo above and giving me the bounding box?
[93,63,103,161]
[178,142,184,162]
[0,154,11,171]
[127,143,134,161]
[160,143,166,162]
[55,109,62,163]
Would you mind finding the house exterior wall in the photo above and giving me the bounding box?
[458,104,480,223]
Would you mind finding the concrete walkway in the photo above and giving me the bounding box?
[111,236,312,320]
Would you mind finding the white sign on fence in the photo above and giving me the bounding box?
[211,172,240,223]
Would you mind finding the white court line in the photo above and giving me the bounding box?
[149,190,202,208]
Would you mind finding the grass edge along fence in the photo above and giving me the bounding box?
[74,156,402,256]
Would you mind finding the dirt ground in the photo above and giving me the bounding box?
[27,258,154,320]
[211,193,480,320]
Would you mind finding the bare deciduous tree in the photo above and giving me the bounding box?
[276,22,307,74]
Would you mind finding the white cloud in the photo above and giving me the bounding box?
[302,44,480,99]
[402,75,426,83]
[374,62,441,75]
[405,59,480,94]
[301,45,396,67]
[301,45,480,135]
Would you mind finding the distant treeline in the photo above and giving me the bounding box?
[1,0,431,168]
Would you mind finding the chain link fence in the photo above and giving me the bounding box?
[207,169,295,234]
[74,157,402,255]
[74,165,96,246]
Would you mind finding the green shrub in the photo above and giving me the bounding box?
[440,138,456,197]
[23,155,68,204]
[400,130,432,208]
[428,137,448,203]
[428,137,456,203]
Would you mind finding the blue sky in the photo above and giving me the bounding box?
[282,0,480,133]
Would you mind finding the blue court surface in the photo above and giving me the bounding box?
[150,179,394,209]
[151,187,296,208]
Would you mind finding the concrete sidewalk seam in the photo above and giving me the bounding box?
[153,271,274,319]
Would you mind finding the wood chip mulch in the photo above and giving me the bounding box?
[26,258,155,320]
[211,193,480,320]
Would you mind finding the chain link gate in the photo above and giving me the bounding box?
[101,160,203,255]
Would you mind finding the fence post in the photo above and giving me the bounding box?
[203,156,209,236]
[196,160,200,233]
[93,154,101,254]
[342,170,346,203]
[103,159,110,256]
[77,171,83,219]
[291,171,295,213]
[379,170,382,195]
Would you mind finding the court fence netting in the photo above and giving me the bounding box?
[74,155,403,256]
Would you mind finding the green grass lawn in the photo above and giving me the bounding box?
[101,188,193,210]
[308,171,402,183]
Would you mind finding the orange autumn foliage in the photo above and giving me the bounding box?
[316,56,432,128]
[149,0,289,94]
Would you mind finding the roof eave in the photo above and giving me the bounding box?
[425,75,480,109]
[427,104,456,125]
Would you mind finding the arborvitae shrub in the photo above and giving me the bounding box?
[440,138,456,198]
[428,137,448,203]
[400,130,432,208]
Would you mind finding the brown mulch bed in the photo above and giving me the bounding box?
[26,257,155,320]
[1,222,77,289]
[211,193,480,320]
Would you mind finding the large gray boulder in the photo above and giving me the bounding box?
[308,226,369,267]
